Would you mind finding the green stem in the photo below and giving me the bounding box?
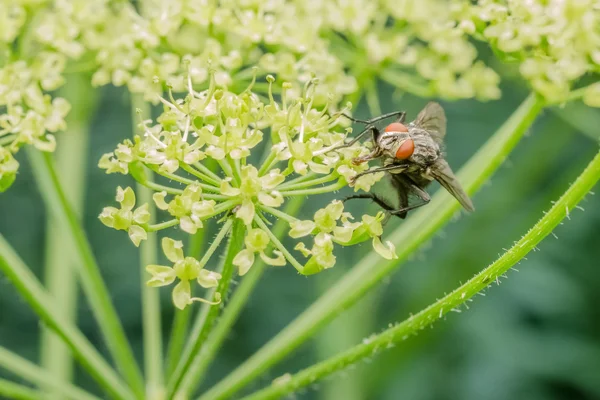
[240,149,600,400]
[258,204,298,223]
[277,174,336,191]
[180,163,221,186]
[254,214,304,273]
[217,158,235,181]
[199,93,545,400]
[165,229,207,380]
[0,379,40,400]
[0,234,134,400]
[193,162,223,182]
[0,347,100,400]
[147,219,179,232]
[276,172,318,189]
[144,181,184,195]
[149,165,221,193]
[279,181,345,196]
[167,219,244,397]
[258,150,278,176]
[181,197,304,394]
[26,149,145,399]
[39,72,96,392]
[132,94,164,396]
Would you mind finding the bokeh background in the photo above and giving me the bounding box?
[1,74,600,399]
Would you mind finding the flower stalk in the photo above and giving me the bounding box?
[26,149,145,399]
[240,149,600,400]
[199,93,546,400]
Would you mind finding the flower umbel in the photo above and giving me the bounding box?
[99,73,393,303]
[146,238,222,310]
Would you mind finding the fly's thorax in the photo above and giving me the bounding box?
[376,128,440,166]
[410,129,441,165]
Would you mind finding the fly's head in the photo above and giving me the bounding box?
[352,121,440,167]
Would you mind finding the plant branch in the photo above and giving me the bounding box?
[40,72,97,390]
[200,93,546,400]
[0,379,40,400]
[240,149,600,400]
[0,347,100,400]
[183,197,305,394]
[167,218,244,397]
[166,229,207,379]
[26,148,145,399]
[0,234,134,400]
[132,94,164,396]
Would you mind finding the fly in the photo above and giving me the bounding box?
[334,102,474,219]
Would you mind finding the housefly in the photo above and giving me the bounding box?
[335,102,474,219]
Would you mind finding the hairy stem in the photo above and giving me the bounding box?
[0,235,134,400]
[167,219,245,397]
[279,181,345,196]
[183,197,304,394]
[200,93,545,400]
[26,149,145,399]
[241,149,600,400]
[39,72,97,392]
[0,347,100,400]
[165,229,207,379]
[132,94,164,396]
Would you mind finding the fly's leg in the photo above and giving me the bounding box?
[340,111,406,125]
[349,164,408,184]
[343,193,397,212]
[328,125,377,153]
[329,111,407,153]
[389,183,431,217]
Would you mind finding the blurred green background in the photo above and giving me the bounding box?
[1,76,599,400]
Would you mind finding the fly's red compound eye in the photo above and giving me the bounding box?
[395,139,414,160]
[384,122,408,133]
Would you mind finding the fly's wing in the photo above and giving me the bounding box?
[413,102,446,144]
[429,158,474,212]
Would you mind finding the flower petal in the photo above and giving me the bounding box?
[172,280,192,310]
[289,220,316,238]
[236,200,255,225]
[162,237,184,262]
[197,269,222,288]
[133,203,150,224]
[232,249,255,276]
[128,225,147,247]
[259,250,286,266]
[153,191,169,210]
[179,216,199,234]
[117,186,136,211]
[146,265,176,287]
[372,237,398,260]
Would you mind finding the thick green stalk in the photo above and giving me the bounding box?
[0,234,134,400]
[200,93,545,400]
[40,73,96,393]
[0,347,100,400]
[165,229,206,380]
[0,379,40,400]
[183,196,305,395]
[241,149,600,400]
[167,219,246,398]
[26,149,145,399]
[131,94,164,397]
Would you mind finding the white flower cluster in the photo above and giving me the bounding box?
[98,75,394,306]
[461,0,600,105]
